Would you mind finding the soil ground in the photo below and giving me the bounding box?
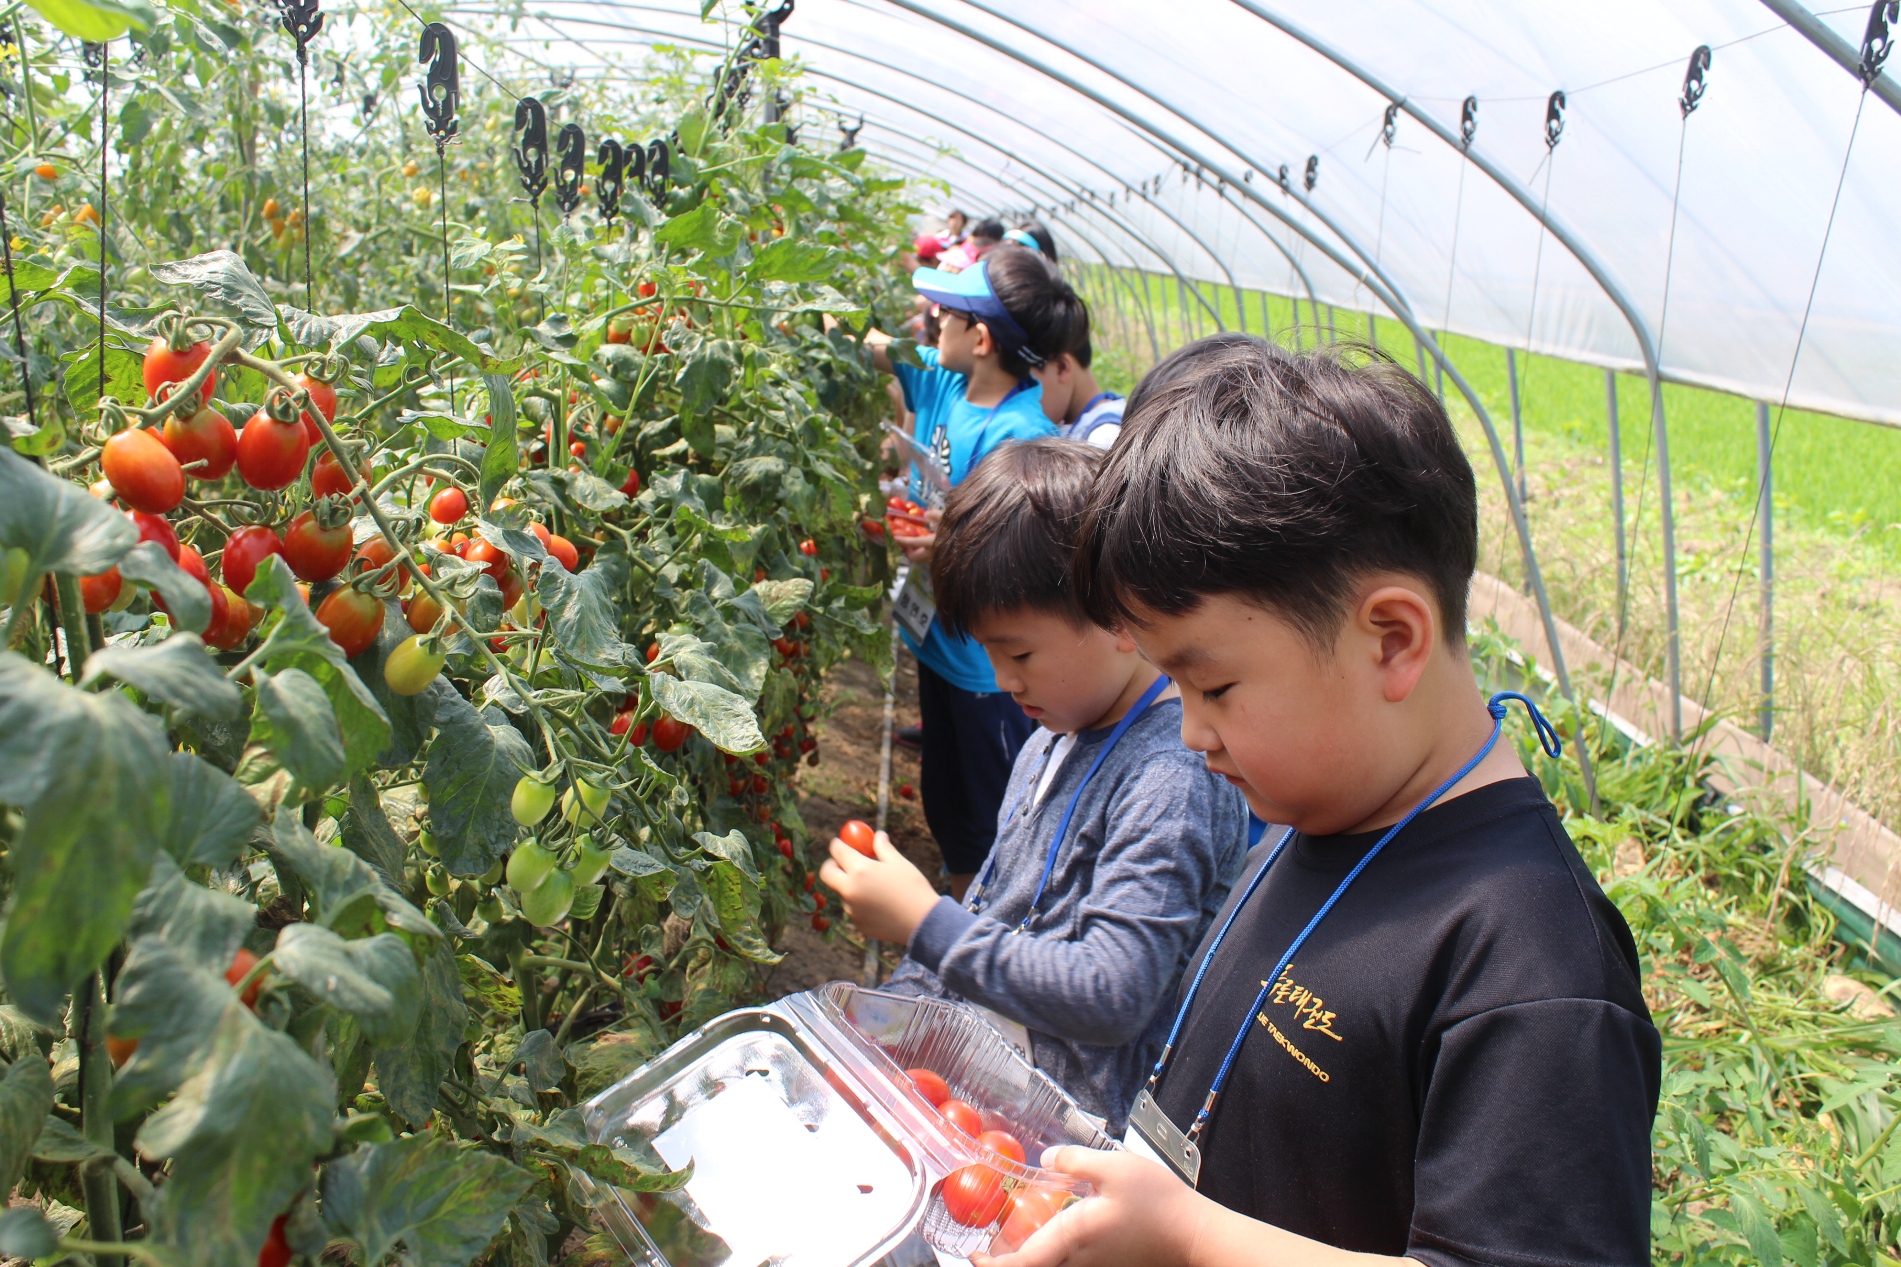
[765,645,940,995]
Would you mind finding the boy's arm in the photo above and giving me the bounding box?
[823,312,895,373]
[971,1147,1398,1267]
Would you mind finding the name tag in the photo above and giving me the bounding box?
[1124,1090,1201,1187]
[892,571,936,644]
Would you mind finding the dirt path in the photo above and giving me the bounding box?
[765,645,939,996]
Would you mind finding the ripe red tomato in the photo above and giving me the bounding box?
[79,568,122,613]
[225,947,263,1007]
[160,406,238,480]
[257,1213,292,1267]
[429,486,468,524]
[778,836,794,858]
[568,440,587,458]
[839,820,877,858]
[545,533,580,572]
[979,1130,1026,1163]
[205,586,255,651]
[406,591,445,634]
[130,510,180,561]
[297,373,337,445]
[899,783,917,800]
[798,538,818,556]
[811,912,830,932]
[860,518,885,539]
[620,468,641,496]
[653,714,693,752]
[311,449,366,500]
[637,280,658,298]
[142,335,216,407]
[751,773,769,795]
[235,410,310,491]
[940,1164,1007,1228]
[645,643,660,663]
[355,536,406,580]
[996,1186,1069,1252]
[282,512,352,583]
[102,427,185,514]
[464,539,509,581]
[497,566,525,611]
[940,1099,983,1138]
[221,525,285,597]
[175,543,211,588]
[907,1069,952,1107]
[106,1035,138,1068]
[315,586,383,658]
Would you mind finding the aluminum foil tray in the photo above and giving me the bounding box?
[582,983,1115,1264]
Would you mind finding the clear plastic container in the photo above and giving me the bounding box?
[579,982,1114,1264]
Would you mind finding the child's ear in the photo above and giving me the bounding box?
[1356,583,1437,704]
[971,321,997,359]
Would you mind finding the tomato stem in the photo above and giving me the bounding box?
[76,970,123,1267]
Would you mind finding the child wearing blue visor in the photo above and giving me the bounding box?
[857,247,1085,899]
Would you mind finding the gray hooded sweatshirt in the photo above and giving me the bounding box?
[884,697,1250,1133]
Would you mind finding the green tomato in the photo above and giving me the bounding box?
[2,548,27,610]
[561,778,611,826]
[476,893,505,923]
[511,776,557,826]
[425,863,451,897]
[416,829,439,858]
[571,838,613,887]
[383,634,447,696]
[479,859,504,886]
[506,839,559,893]
[518,867,575,928]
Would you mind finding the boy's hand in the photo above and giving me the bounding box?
[897,506,942,565]
[818,830,940,945]
[971,1146,1206,1267]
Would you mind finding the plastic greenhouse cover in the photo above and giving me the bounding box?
[522,0,1901,427]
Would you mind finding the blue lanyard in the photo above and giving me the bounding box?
[1144,691,1563,1145]
[970,674,1173,930]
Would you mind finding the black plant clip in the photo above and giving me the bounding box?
[1303,154,1319,192]
[838,114,863,151]
[1680,45,1712,117]
[276,0,322,66]
[554,123,585,220]
[1276,163,1290,190]
[1381,102,1398,149]
[645,139,671,206]
[597,138,626,224]
[1461,95,1478,149]
[1544,89,1566,150]
[1861,0,1899,83]
[81,40,104,74]
[417,22,459,155]
[513,96,549,205]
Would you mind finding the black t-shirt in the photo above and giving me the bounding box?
[1148,778,1660,1267]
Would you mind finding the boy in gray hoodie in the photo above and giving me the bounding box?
[819,439,1250,1134]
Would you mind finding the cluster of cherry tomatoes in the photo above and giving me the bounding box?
[903,1066,1074,1245]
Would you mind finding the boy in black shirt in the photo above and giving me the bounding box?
[976,337,1661,1267]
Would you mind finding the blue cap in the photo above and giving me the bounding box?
[912,258,1045,367]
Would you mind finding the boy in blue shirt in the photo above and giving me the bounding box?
[861,247,1084,897]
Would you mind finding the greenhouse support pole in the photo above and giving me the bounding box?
[1508,348,1526,504]
[1327,304,1337,343]
[1228,0,1684,738]
[1210,184,1323,334]
[1757,399,1775,741]
[1755,0,1901,118]
[1606,369,1626,627]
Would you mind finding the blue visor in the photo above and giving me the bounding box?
[912,258,1044,367]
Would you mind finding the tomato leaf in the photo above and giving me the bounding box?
[655,202,741,258]
[608,844,670,880]
[269,810,438,943]
[246,556,392,774]
[372,938,469,1128]
[273,924,421,1047]
[422,689,533,877]
[562,468,628,513]
[0,653,169,1024]
[128,853,253,969]
[282,305,512,374]
[0,445,136,578]
[158,753,262,870]
[536,551,632,669]
[30,1111,115,1164]
[149,250,278,348]
[749,577,812,625]
[118,540,212,634]
[0,1206,58,1260]
[341,774,409,885]
[23,0,152,40]
[477,373,519,508]
[138,1007,336,1267]
[251,667,347,792]
[674,337,737,418]
[60,339,145,414]
[0,1054,53,1201]
[108,936,247,1116]
[648,673,765,754]
[746,237,846,284]
[321,1133,532,1267]
[82,630,242,720]
[656,631,744,694]
[694,829,760,884]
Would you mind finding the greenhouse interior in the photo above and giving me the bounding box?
[0,0,1897,1263]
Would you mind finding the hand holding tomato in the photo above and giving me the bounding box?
[896,506,941,566]
[818,825,940,945]
[969,1146,1218,1267]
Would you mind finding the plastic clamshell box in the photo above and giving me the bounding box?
[580,981,1116,1265]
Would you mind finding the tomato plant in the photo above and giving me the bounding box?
[0,25,909,1267]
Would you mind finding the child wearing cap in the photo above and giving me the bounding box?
[857,249,1082,901]
[971,337,1660,1267]
[820,439,1249,1135]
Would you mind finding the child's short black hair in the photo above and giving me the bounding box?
[970,218,1006,243]
[1010,219,1058,263]
[932,438,1102,636]
[1074,337,1478,651]
[985,248,1086,380]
